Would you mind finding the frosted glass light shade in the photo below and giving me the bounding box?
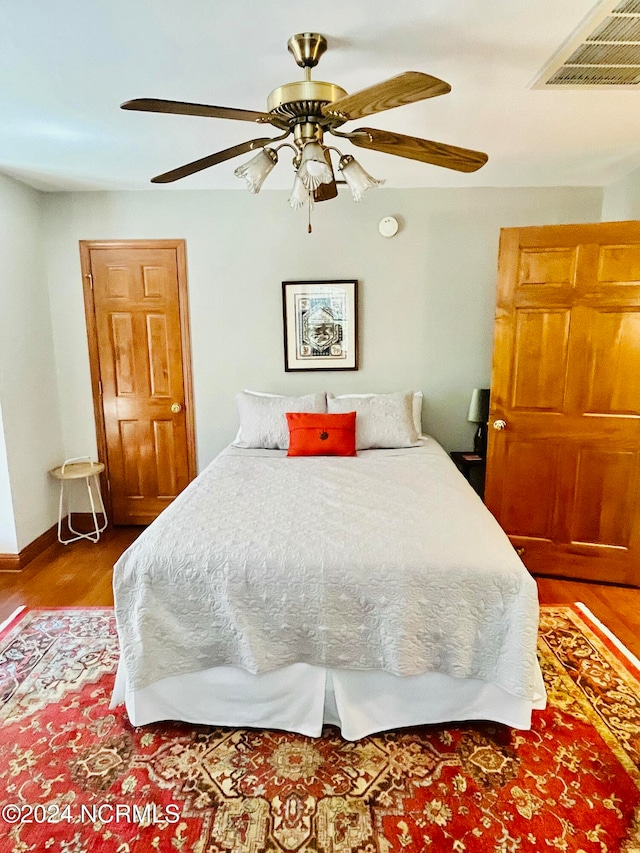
[339,155,384,202]
[297,142,333,190]
[288,174,311,210]
[234,148,277,193]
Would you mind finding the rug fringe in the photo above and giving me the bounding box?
[0,605,26,635]
[575,601,640,672]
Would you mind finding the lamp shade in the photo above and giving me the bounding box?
[288,174,310,210]
[467,388,490,424]
[234,148,277,193]
[297,142,333,190]
[339,155,385,202]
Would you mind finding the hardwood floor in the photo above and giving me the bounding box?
[2,526,640,659]
[0,526,139,623]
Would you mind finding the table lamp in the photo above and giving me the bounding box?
[467,388,490,457]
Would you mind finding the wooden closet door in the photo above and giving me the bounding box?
[485,222,640,586]
[81,241,196,525]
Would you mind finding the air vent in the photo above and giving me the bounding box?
[533,0,640,88]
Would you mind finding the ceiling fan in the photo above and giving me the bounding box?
[121,33,488,207]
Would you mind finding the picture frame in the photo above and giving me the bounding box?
[282,280,358,371]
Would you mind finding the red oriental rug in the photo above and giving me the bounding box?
[0,605,639,853]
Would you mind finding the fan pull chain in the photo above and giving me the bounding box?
[308,193,312,234]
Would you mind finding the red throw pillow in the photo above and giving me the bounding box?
[286,412,357,457]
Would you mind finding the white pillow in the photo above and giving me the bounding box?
[329,390,423,435]
[327,391,421,450]
[234,391,326,449]
[232,390,281,444]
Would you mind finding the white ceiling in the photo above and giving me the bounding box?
[3,0,640,192]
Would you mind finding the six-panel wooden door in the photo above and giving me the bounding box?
[81,240,196,525]
[485,222,640,585]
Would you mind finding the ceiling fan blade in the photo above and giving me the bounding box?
[346,127,488,173]
[121,98,277,125]
[322,72,450,122]
[150,137,281,183]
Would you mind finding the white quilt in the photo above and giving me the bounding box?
[113,439,541,702]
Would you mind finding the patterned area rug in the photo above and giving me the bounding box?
[0,606,639,853]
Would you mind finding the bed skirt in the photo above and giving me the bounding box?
[111,659,546,741]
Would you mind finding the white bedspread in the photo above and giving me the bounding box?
[113,439,541,703]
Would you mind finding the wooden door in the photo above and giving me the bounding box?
[80,240,196,525]
[485,222,640,586]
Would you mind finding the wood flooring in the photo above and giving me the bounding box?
[1,526,639,659]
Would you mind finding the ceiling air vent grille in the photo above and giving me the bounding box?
[533,0,640,88]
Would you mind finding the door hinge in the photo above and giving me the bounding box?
[106,478,111,493]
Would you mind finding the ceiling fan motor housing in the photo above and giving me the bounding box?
[267,80,347,125]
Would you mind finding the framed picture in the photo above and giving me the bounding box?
[282,280,358,371]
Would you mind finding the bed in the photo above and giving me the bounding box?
[110,391,545,740]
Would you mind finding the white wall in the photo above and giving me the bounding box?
[0,405,18,552]
[602,166,640,221]
[0,174,64,551]
[43,185,602,471]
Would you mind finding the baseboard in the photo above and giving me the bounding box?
[0,522,59,573]
[0,553,21,572]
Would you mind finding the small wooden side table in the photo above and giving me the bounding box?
[49,457,108,544]
[450,451,486,498]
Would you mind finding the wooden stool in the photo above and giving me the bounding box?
[49,457,108,544]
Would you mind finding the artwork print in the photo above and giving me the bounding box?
[283,281,358,371]
[296,292,346,359]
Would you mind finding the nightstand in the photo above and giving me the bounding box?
[450,451,486,499]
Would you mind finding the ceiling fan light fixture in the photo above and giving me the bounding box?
[297,141,333,190]
[233,147,278,193]
[339,154,385,202]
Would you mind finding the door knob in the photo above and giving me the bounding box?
[170,402,183,414]
[493,419,507,430]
